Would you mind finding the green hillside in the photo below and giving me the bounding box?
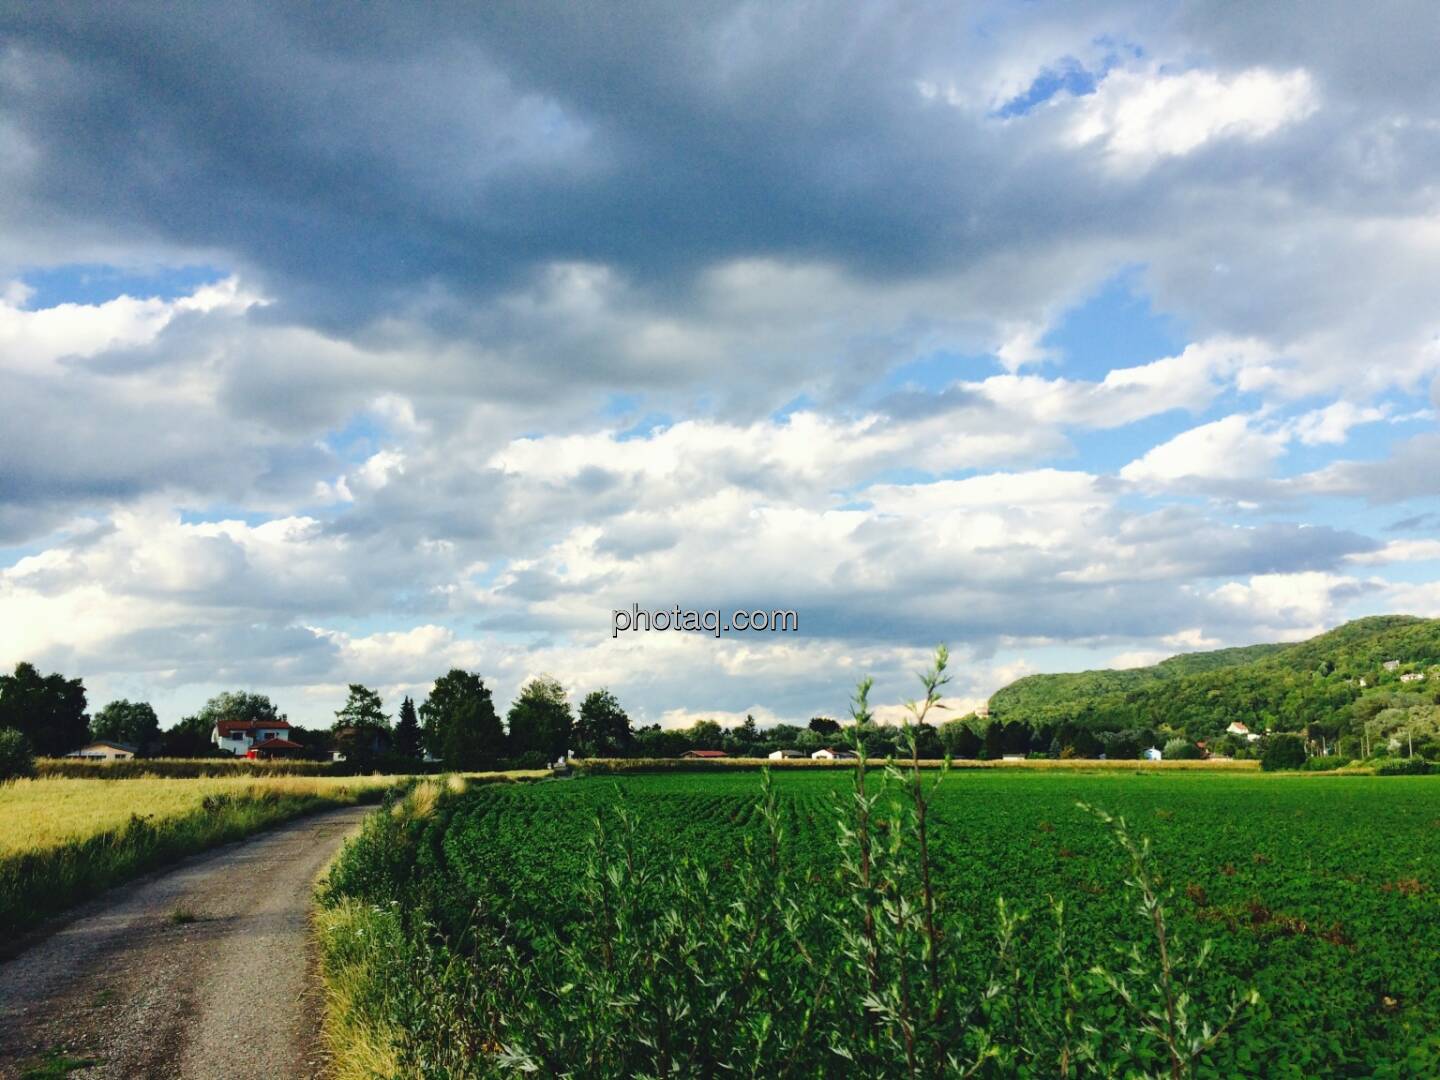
[987,616,1440,750]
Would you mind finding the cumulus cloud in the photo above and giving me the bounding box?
[1067,66,1317,168]
[1,2,1439,724]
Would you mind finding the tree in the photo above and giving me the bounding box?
[443,697,500,770]
[91,700,161,753]
[808,716,840,736]
[940,717,982,759]
[335,684,390,730]
[0,662,89,757]
[1261,733,1308,771]
[394,696,422,760]
[421,670,504,767]
[507,677,573,762]
[0,728,35,782]
[685,719,724,751]
[161,713,223,757]
[574,689,632,757]
[1001,720,1032,756]
[196,690,284,728]
[1163,737,1203,761]
[983,720,1004,760]
[737,714,760,744]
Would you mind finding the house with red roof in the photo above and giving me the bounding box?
[212,717,297,756]
[680,749,728,759]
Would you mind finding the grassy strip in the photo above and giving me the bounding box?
[38,757,348,779]
[0,779,401,939]
[574,755,1262,772]
[314,898,408,1080]
[314,776,501,1077]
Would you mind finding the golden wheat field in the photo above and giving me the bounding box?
[1,771,546,858]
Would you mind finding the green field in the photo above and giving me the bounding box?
[319,769,1440,1077]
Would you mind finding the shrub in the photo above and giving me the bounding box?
[1163,737,1202,760]
[1376,757,1434,776]
[1261,734,1308,771]
[1301,756,1352,772]
[0,728,35,782]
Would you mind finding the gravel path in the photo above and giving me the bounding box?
[0,804,373,1079]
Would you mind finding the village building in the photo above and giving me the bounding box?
[212,718,296,756]
[65,740,137,761]
[680,749,728,759]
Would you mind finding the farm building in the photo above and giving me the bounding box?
[1225,721,1262,742]
[811,748,857,760]
[768,749,804,759]
[681,749,728,759]
[246,738,304,760]
[65,740,137,761]
[1143,747,1162,761]
[1400,672,1424,683]
[212,718,295,756]
[1383,660,1401,671]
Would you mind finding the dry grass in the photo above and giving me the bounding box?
[314,899,406,1080]
[0,775,397,858]
[1,771,544,859]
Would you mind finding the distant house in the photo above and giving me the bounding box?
[811,748,857,760]
[213,718,295,756]
[768,749,803,760]
[66,740,137,761]
[1400,672,1425,683]
[1143,747,1163,761]
[1225,721,1262,743]
[1383,660,1401,672]
[681,749,728,759]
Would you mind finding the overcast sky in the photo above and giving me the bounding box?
[2,2,1439,728]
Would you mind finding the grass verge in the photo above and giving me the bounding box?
[0,776,404,940]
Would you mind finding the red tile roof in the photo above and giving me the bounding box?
[681,749,728,758]
[250,737,302,749]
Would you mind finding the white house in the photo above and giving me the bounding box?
[811,747,857,760]
[1400,672,1425,683]
[768,749,803,760]
[65,740,136,761]
[1383,660,1401,672]
[1143,747,1163,761]
[213,718,295,756]
[1225,721,1262,743]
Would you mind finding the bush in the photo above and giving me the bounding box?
[1376,758,1434,776]
[1163,737,1202,760]
[1301,756,1352,772]
[0,727,35,782]
[1261,734,1308,771]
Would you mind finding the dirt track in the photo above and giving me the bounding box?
[0,804,372,1079]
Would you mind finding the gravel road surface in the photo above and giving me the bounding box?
[0,804,373,1079]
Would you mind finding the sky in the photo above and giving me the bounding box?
[2,2,1439,729]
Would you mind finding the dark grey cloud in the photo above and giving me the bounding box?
[4,0,1402,335]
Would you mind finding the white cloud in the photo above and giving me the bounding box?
[1120,414,1288,486]
[1069,66,1317,168]
[1346,539,1440,565]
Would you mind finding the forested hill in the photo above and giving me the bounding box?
[987,615,1440,740]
